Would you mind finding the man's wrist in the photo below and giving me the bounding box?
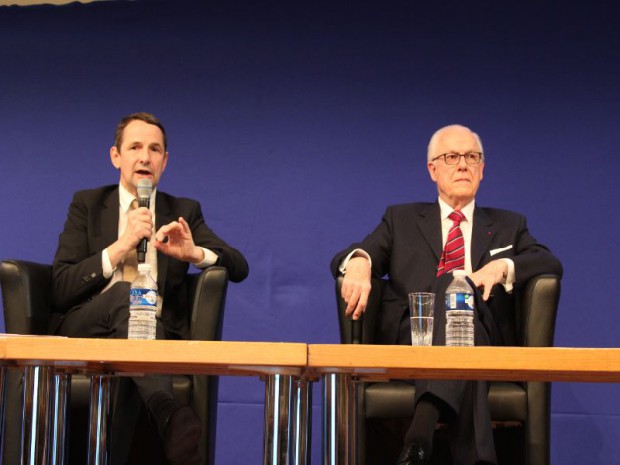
[339,248,372,274]
[102,248,114,278]
[192,247,219,268]
[187,246,205,265]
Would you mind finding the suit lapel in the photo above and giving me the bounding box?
[99,189,120,253]
[418,203,443,262]
[471,207,495,271]
[155,191,174,289]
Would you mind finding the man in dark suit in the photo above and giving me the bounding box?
[51,112,249,465]
[331,124,562,465]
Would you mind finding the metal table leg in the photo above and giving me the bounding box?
[291,377,312,465]
[87,374,112,465]
[263,373,312,465]
[22,365,53,465]
[264,374,292,465]
[322,373,358,465]
[50,372,71,465]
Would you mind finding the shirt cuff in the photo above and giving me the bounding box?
[500,258,515,293]
[102,248,115,279]
[194,247,219,269]
[339,249,372,274]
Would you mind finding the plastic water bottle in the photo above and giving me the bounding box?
[128,263,158,340]
[445,270,475,346]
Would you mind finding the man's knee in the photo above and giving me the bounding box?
[58,282,131,338]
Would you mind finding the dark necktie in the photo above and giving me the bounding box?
[122,199,139,282]
[437,210,465,276]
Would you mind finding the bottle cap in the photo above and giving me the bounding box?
[138,263,151,273]
[452,270,467,277]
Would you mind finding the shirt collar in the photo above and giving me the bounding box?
[118,183,157,212]
[437,197,475,223]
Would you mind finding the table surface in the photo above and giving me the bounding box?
[0,336,308,377]
[306,344,620,383]
[2,337,620,383]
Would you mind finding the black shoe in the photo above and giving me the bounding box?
[163,406,202,465]
[397,441,431,465]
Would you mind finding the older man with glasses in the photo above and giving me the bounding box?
[330,124,562,465]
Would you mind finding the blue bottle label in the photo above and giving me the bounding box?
[446,292,474,311]
[129,288,158,307]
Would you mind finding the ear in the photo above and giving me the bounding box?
[110,146,121,169]
[427,161,438,182]
[161,151,169,173]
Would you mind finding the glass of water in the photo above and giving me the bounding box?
[408,292,435,346]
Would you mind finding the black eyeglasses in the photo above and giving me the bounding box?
[431,152,483,165]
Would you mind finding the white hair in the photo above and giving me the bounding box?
[427,124,484,162]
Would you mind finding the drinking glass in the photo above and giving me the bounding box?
[408,292,435,346]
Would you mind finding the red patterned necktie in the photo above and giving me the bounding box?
[437,210,465,276]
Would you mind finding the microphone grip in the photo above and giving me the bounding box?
[137,196,150,263]
[137,239,147,263]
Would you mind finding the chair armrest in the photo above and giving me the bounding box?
[187,266,228,342]
[0,259,53,335]
[335,275,384,344]
[518,274,561,347]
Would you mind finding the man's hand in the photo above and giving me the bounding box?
[341,256,372,320]
[108,207,153,267]
[470,260,508,301]
[154,217,205,264]
[124,206,153,247]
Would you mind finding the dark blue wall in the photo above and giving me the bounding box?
[1,1,619,463]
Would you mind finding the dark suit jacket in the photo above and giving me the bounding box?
[52,184,249,339]
[331,202,563,346]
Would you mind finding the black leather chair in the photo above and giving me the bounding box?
[0,259,228,465]
[336,274,561,465]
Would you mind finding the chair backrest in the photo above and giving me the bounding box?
[336,274,561,348]
[0,260,53,335]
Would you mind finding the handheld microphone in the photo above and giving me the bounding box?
[136,178,152,263]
